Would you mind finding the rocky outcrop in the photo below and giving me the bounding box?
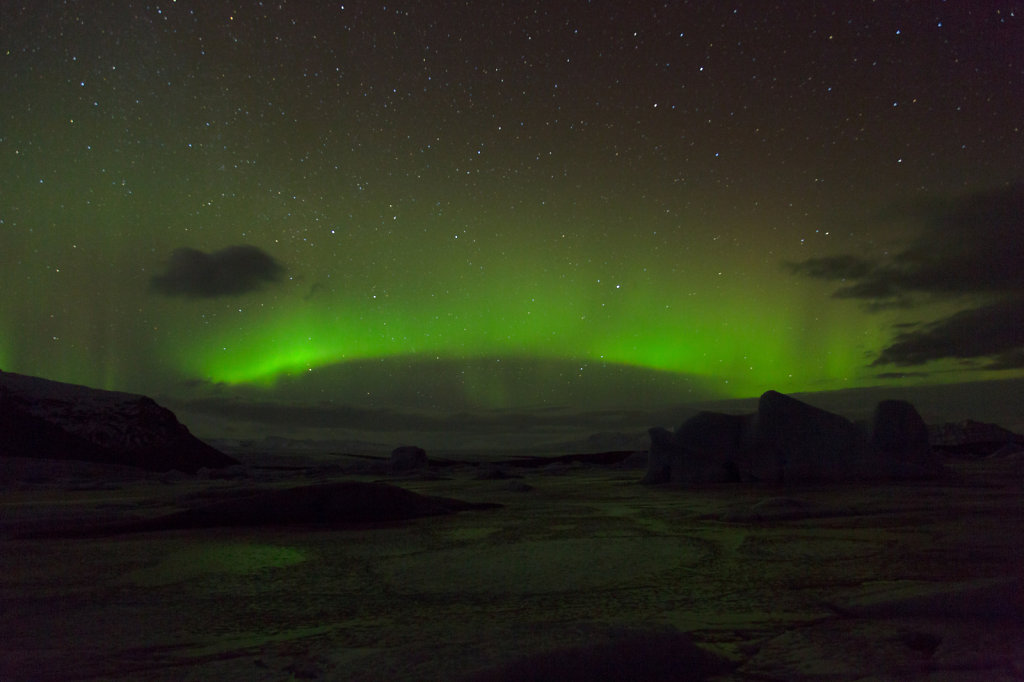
[869,399,942,478]
[0,370,238,474]
[676,411,751,482]
[929,419,1024,458]
[0,400,110,463]
[752,390,875,482]
[871,400,930,456]
[642,427,677,484]
[644,390,943,485]
[390,445,428,471]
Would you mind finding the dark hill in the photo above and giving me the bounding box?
[0,370,238,474]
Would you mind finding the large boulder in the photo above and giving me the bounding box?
[678,411,747,461]
[0,370,238,474]
[870,399,938,476]
[871,400,929,453]
[644,412,756,485]
[642,427,676,484]
[390,444,428,471]
[677,411,753,483]
[752,390,873,483]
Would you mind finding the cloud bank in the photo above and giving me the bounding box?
[788,184,1024,369]
[151,245,284,298]
[872,299,1024,369]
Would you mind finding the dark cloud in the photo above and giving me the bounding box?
[785,254,874,281]
[788,184,1024,369]
[874,371,932,380]
[986,349,1024,370]
[787,183,1024,306]
[151,245,284,298]
[872,298,1024,367]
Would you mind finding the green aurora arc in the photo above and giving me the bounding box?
[1,186,1016,407]
[175,293,870,397]
[165,235,890,401]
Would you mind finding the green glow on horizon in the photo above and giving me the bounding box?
[0,194,955,405]
[169,263,889,400]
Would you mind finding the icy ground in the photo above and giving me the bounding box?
[1,451,1022,681]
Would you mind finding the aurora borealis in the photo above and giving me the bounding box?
[2,2,1022,426]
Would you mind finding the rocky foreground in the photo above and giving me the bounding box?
[1,449,1022,681]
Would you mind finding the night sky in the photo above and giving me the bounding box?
[2,2,1022,432]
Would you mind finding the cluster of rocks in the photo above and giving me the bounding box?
[644,390,942,485]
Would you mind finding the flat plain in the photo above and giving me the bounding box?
[1,451,1022,681]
